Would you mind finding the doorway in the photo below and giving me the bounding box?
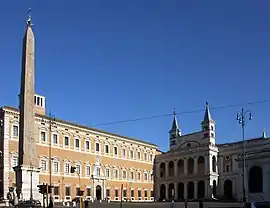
[96,185,102,200]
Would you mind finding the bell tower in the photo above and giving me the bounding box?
[169,110,181,149]
[201,102,215,144]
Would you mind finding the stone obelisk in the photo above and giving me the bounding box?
[14,10,41,202]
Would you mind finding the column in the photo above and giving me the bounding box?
[174,160,178,177]
[220,156,224,173]
[165,184,169,200]
[194,157,198,175]
[220,179,224,196]
[156,183,160,201]
[194,181,198,199]
[232,178,236,199]
[205,154,209,174]
[166,162,169,178]
[209,154,212,174]
[232,155,237,172]
[205,179,210,199]
[184,158,188,175]
[174,182,178,200]
[184,183,188,199]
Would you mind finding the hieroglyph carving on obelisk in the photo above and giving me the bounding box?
[14,9,41,202]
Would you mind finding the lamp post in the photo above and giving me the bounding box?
[236,108,252,207]
[48,114,56,199]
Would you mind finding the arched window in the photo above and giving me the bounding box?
[160,163,166,178]
[249,166,263,193]
[177,182,184,200]
[212,180,217,197]
[159,184,166,201]
[168,161,174,177]
[212,156,216,172]
[187,182,194,199]
[188,158,194,174]
[177,159,184,175]
[224,180,233,199]
[168,183,175,200]
[198,156,205,174]
[198,180,205,199]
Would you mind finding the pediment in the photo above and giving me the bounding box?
[178,140,200,149]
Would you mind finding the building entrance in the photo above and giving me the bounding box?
[96,185,102,200]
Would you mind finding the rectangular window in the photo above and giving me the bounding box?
[122,171,126,179]
[86,188,91,196]
[122,149,126,157]
[96,143,100,152]
[137,152,140,159]
[85,141,90,151]
[138,172,141,181]
[114,169,118,178]
[131,190,134,197]
[53,161,59,173]
[65,163,70,174]
[97,167,100,177]
[226,165,230,172]
[65,187,70,196]
[53,134,58,144]
[106,168,110,178]
[123,190,127,197]
[150,154,153,162]
[130,150,134,159]
[115,190,118,197]
[41,131,46,142]
[114,147,118,155]
[13,126,19,137]
[130,171,134,180]
[76,165,81,174]
[64,136,69,146]
[144,190,148,198]
[106,189,110,197]
[75,139,80,148]
[41,160,46,171]
[144,173,148,181]
[144,153,147,161]
[54,187,59,195]
[151,190,154,197]
[105,145,109,154]
[86,166,91,176]
[138,190,141,198]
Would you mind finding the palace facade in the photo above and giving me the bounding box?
[154,103,270,203]
[0,95,160,202]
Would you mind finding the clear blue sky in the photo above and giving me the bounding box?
[1,1,270,152]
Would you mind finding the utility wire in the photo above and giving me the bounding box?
[89,99,270,127]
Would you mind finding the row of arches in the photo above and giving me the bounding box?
[159,179,233,201]
[158,165,263,201]
[160,155,217,177]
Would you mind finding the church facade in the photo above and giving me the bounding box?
[0,101,159,202]
[154,104,270,203]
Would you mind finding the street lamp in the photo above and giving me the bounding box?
[236,108,252,207]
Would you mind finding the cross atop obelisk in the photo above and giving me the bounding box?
[14,9,41,202]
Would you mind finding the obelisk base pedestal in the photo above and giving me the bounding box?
[14,165,42,203]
